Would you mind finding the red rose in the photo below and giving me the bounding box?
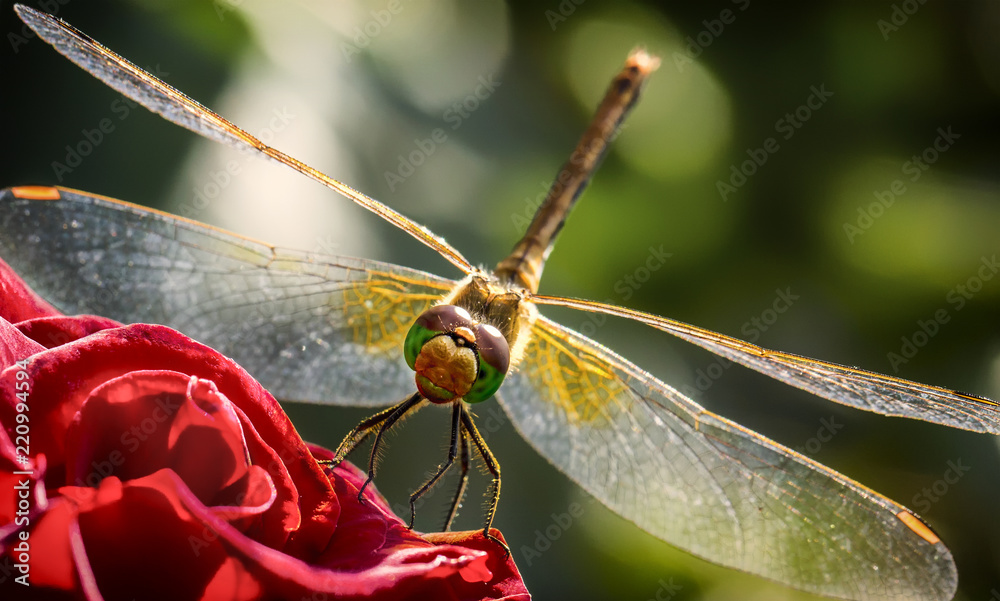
[0,258,529,600]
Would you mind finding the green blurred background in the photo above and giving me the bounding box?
[2,0,999,599]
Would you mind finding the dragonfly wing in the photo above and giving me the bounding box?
[15,5,240,150]
[14,5,473,274]
[531,294,1000,434]
[497,315,956,601]
[684,334,1000,433]
[0,186,453,406]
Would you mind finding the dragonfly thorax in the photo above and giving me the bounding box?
[403,304,510,404]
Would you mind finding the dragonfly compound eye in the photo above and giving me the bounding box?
[403,306,511,404]
[405,305,480,403]
[463,323,510,403]
[404,305,475,368]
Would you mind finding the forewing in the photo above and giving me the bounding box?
[14,5,473,274]
[0,186,454,406]
[497,315,956,601]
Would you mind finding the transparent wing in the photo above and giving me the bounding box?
[0,186,454,406]
[531,294,1000,434]
[498,315,956,601]
[14,5,473,274]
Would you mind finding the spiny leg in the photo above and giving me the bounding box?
[460,404,509,557]
[358,393,424,501]
[318,393,424,502]
[408,402,462,529]
[323,396,419,468]
[441,426,471,532]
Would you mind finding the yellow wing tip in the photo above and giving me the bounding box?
[11,185,62,200]
[896,510,941,544]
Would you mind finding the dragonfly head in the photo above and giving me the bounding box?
[404,305,510,404]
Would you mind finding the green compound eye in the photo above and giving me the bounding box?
[404,306,511,404]
[404,305,476,370]
[403,324,435,371]
[464,323,510,404]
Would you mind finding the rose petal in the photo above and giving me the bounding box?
[64,372,249,506]
[74,471,263,601]
[0,324,336,551]
[17,314,122,349]
[208,465,278,524]
[202,555,265,601]
[173,469,519,600]
[425,530,531,600]
[28,498,80,590]
[0,426,43,525]
[0,315,44,371]
[0,257,61,323]
[227,402,307,551]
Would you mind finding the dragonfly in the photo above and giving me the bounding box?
[5,5,999,600]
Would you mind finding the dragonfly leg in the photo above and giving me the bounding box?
[408,403,462,529]
[324,404,398,468]
[319,393,424,503]
[460,405,510,557]
[356,393,424,502]
[323,393,422,467]
[441,428,471,532]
